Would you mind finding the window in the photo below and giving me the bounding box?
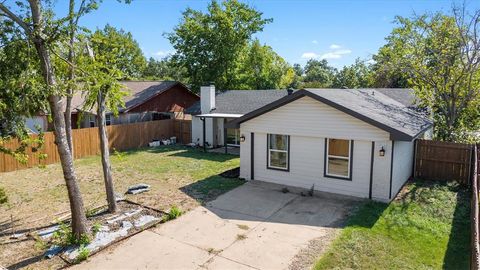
[105,114,111,126]
[89,115,96,128]
[226,128,240,146]
[267,134,289,171]
[325,138,352,179]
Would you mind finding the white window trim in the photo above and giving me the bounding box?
[267,134,289,171]
[325,139,352,179]
[105,114,112,126]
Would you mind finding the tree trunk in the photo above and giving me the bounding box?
[97,89,117,213]
[65,0,76,156]
[31,21,88,237]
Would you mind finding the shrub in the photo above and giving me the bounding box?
[52,222,91,247]
[75,245,90,263]
[0,187,7,205]
[163,205,183,222]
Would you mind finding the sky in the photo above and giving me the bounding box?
[53,0,480,68]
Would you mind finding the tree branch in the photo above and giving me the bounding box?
[0,3,32,35]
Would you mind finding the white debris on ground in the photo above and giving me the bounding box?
[44,245,62,259]
[37,225,60,239]
[133,215,159,229]
[65,221,133,261]
[106,208,142,224]
[10,233,25,239]
[125,183,151,195]
[62,210,160,261]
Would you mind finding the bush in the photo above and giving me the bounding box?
[0,187,7,205]
[163,205,183,222]
[75,245,90,263]
[52,222,91,247]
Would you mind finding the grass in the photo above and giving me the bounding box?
[314,180,470,270]
[0,146,242,269]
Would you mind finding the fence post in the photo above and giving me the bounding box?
[472,144,479,270]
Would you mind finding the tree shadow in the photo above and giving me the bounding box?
[179,174,245,204]
[6,253,45,270]
[443,187,470,270]
[113,145,238,162]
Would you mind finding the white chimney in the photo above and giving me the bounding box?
[200,84,215,114]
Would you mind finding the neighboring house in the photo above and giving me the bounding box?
[223,88,432,202]
[72,81,198,129]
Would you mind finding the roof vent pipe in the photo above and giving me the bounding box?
[287,88,294,95]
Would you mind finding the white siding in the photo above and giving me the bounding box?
[191,116,216,147]
[240,133,373,198]
[371,141,392,201]
[241,96,390,141]
[391,141,414,198]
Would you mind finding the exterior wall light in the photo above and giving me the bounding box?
[379,146,386,157]
[240,134,246,142]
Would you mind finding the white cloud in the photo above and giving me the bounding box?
[329,44,341,49]
[312,40,318,44]
[153,50,173,58]
[320,49,352,60]
[301,52,319,59]
[320,52,342,59]
[366,59,376,65]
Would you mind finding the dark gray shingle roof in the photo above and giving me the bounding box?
[185,90,290,115]
[226,88,432,141]
[374,88,418,108]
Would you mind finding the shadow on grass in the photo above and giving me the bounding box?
[345,201,389,229]
[179,174,245,204]
[443,186,470,270]
[111,145,238,162]
[7,253,45,270]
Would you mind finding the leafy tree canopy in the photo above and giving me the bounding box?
[166,0,272,91]
[377,8,480,142]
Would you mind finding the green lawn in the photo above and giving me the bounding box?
[314,180,470,270]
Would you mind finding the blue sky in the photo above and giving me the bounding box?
[54,0,480,68]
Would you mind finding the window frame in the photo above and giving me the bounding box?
[89,115,96,128]
[105,114,112,126]
[267,134,290,171]
[324,138,354,180]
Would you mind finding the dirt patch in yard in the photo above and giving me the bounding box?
[0,146,241,269]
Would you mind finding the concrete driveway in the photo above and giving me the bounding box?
[73,181,357,270]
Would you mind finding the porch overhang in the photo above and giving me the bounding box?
[196,113,243,119]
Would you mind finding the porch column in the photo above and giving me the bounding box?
[224,118,228,154]
[201,117,206,152]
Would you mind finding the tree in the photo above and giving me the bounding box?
[333,58,373,88]
[379,7,480,141]
[92,25,146,80]
[143,57,188,82]
[80,26,133,212]
[0,0,89,237]
[237,40,294,89]
[0,17,48,158]
[302,59,337,88]
[166,0,272,91]
[370,45,411,88]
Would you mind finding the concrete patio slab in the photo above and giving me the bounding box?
[153,206,255,251]
[199,256,256,270]
[74,181,357,270]
[206,183,297,219]
[72,230,213,270]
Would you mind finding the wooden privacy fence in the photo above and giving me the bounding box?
[414,139,474,185]
[0,119,191,173]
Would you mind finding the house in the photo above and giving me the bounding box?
[186,85,291,149]
[71,81,199,129]
[223,88,432,202]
